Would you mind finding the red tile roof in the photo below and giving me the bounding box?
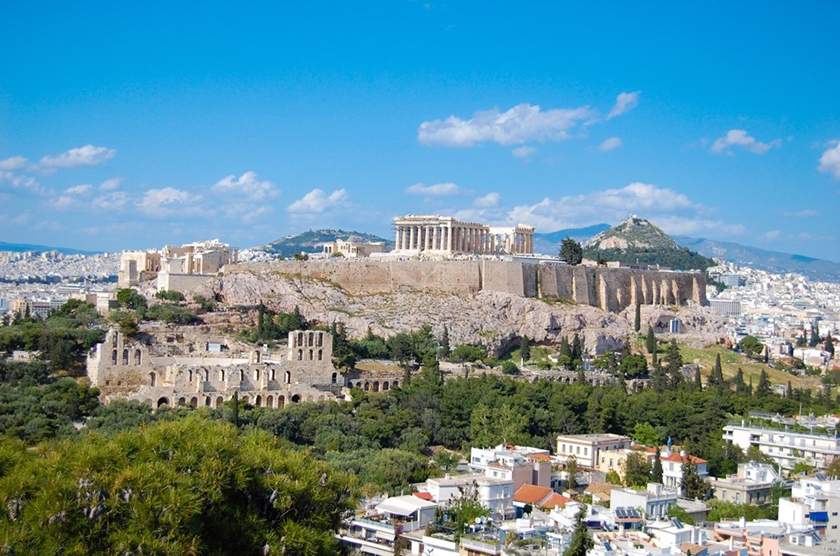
[413,491,433,500]
[540,493,573,509]
[514,484,554,505]
[661,453,708,464]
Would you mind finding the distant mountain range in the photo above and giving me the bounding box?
[535,225,840,282]
[263,229,393,258]
[0,241,101,256]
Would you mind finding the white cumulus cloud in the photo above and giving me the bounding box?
[405,182,469,196]
[65,184,93,195]
[598,137,622,152]
[607,91,641,120]
[39,145,116,168]
[0,156,34,171]
[99,178,122,191]
[473,192,501,208]
[287,188,349,214]
[818,141,840,181]
[138,187,203,217]
[711,129,781,155]
[212,171,278,201]
[512,146,537,159]
[93,192,129,211]
[418,103,596,147]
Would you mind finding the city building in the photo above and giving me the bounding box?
[723,420,840,471]
[423,473,514,519]
[469,443,553,491]
[556,433,632,469]
[660,450,709,496]
[610,483,677,519]
[392,214,535,256]
[708,461,783,505]
[710,298,742,316]
[778,476,840,541]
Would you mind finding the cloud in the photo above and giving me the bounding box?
[92,192,129,211]
[51,196,77,210]
[473,192,501,208]
[405,182,469,196]
[598,137,622,152]
[99,178,122,191]
[39,145,116,168]
[776,209,818,218]
[512,146,537,159]
[287,188,349,213]
[0,156,34,171]
[65,184,93,195]
[418,103,596,147]
[607,91,641,120]
[0,171,47,196]
[818,141,840,180]
[212,171,278,201]
[505,182,709,232]
[711,129,781,155]
[137,187,203,217]
[763,230,782,240]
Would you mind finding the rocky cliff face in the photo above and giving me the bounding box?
[193,266,726,355]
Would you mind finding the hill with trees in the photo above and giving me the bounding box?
[263,229,392,258]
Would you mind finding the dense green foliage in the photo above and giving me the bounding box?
[0,415,357,554]
[559,237,583,266]
[154,289,185,302]
[581,246,714,271]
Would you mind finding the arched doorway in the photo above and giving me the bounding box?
[157,397,169,408]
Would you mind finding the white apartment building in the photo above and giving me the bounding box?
[555,433,632,469]
[610,483,677,519]
[709,461,782,505]
[779,477,840,542]
[424,473,514,519]
[660,450,709,496]
[723,421,840,471]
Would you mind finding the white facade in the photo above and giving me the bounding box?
[555,433,632,469]
[660,450,709,495]
[469,444,551,471]
[424,473,513,519]
[610,483,677,519]
[779,477,840,542]
[723,421,840,471]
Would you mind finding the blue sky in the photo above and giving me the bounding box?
[1,2,839,260]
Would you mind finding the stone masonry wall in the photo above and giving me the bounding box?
[227,259,706,312]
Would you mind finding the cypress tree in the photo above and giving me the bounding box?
[634,301,641,333]
[560,336,572,360]
[694,368,702,391]
[520,336,531,362]
[810,325,821,348]
[572,333,582,362]
[826,334,835,358]
[646,326,656,354]
[565,506,594,556]
[786,380,793,399]
[652,447,664,483]
[440,325,450,358]
[756,369,771,397]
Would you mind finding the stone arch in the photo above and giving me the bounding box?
[317,333,323,347]
[285,370,291,384]
[122,349,129,365]
[318,349,323,361]
[331,372,337,384]
[364,382,370,391]
[242,395,250,404]
[291,394,300,403]
[392,380,398,388]
[157,397,169,408]
[318,395,325,401]
[135,349,142,365]
[215,396,224,408]
[177,397,186,406]
[308,332,314,346]
[297,332,303,346]
[266,395,273,408]
[144,398,152,406]
[111,349,117,365]
[220,369,226,381]
[308,349,313,361]
[254,369,260,381]
[372,381,379,392]
[382,381,389,391]
[112,332,119,347]
[149,372,156,387]
[204,396,211,407]
[278,396,285,408]
[255,395,262,407]
[306,395,313,402]
[297,349,303,361]
[190,397,198,408]
[270,369,276,381]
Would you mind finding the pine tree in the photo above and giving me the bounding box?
[564,506,594,556]
[440,325,451,358]
[652,447,663,483]
[559,237,584,266]
[709,353,725,388]
[646,326,656,354]
[733,368,746,394]
[634,301,641,333]
[694,368,702,391]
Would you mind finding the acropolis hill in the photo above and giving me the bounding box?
[224,259,707,312]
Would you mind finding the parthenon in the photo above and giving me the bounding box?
[393,215,535,255]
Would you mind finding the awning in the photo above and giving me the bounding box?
[809,512,829,522]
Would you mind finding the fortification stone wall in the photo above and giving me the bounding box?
[227,259,706,311]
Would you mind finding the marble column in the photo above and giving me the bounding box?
[447,226,453,252]
[409,226,415,250]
